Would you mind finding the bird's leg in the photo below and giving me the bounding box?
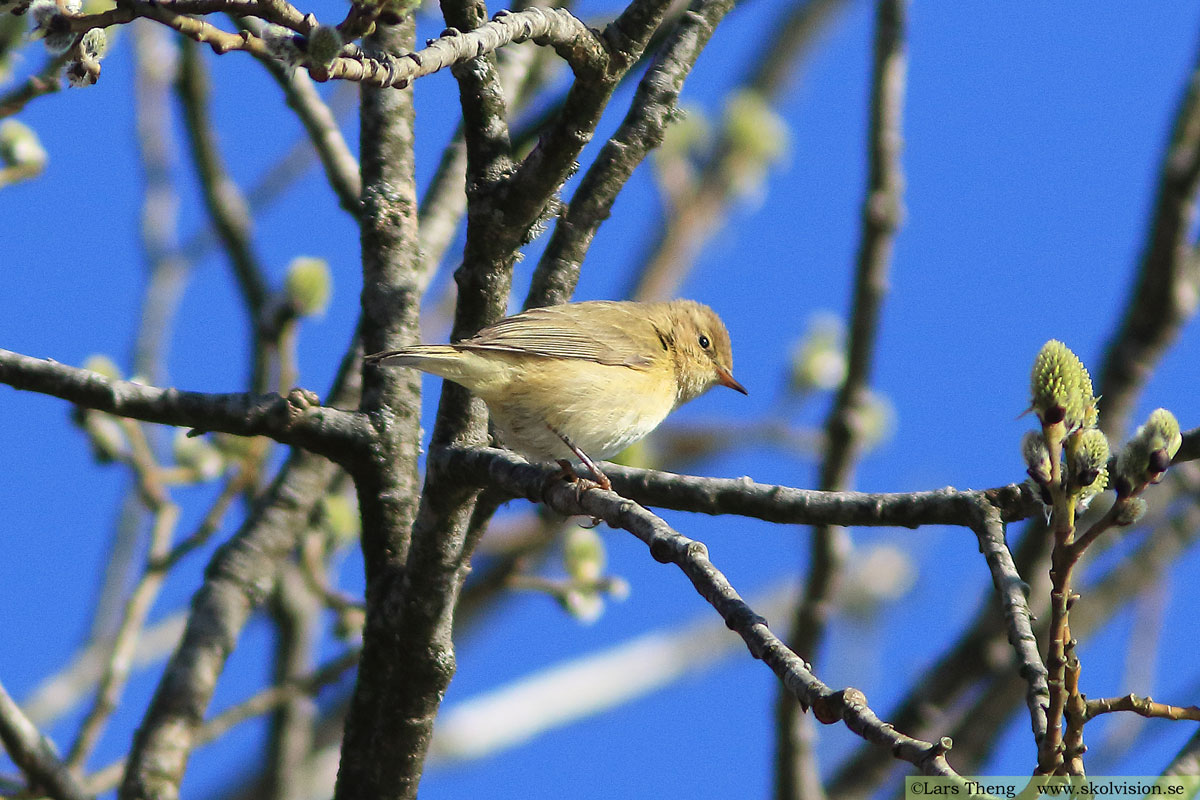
[548,427,611,491]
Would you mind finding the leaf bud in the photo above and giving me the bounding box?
[789,313,846,394]
[285,256,331,317]
[1076,467,1107,513]
[85,413,125,462]
[1142,408,1182,461]
[320,494,359,546]
[172,430,224,481]
[1114,497,1147,527]
[305,24,342,67]
[262,24,302,68]
[1118,408,1183,490]
[28,0,75,54]
[82,353,121,380]
[1067,427,1109,489]
[564,525,605,585]
[1030,340,1090,429]
[1022,430,1052,486]
[0,119,48,172]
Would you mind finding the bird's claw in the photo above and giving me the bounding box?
[545,459,606,527]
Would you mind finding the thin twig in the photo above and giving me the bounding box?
[527,0,744,308]
[0,53,70,119]
[242,16,362,216]
[777,2,907,796]
[85,648,360,795]
[66,420,180,771]
[117,342,363,800]
[176,40,272,323]
[0,678,89,800]
[623,0,849,304]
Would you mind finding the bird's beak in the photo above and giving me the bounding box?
[716,367,748,395]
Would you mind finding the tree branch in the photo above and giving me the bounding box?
[243,16,362,217]
[427,444,972,781]
[1097,29,1200,438]
[332,13,429,800]
[0,678,89,800]
[778,2,907,795]
[527,0,744,308]
[177,40,271,320]
[1084,693,1200,723]
[118,450,345,800]
[0,349,370,464]
[111,342,359,800]
[436,446,1044,528]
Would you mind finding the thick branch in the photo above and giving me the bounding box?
[1097,30,1200,438]
[333,14,428,800]
[0,349,370,463]
[969,504,1049,743]
[112,346,359,800]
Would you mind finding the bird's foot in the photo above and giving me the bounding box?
[548,459,607,527]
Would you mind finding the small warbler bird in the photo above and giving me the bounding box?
[365,299,746,489]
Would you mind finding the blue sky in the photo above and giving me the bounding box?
[4,1,1200,798]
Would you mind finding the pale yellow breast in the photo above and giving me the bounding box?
[475,355,677,461]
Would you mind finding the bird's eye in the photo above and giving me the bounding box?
[698,334,710,349]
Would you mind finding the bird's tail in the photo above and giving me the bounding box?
[364,345,487,387]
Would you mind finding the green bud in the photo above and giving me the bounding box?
[80,27,106,60]
[723,90,788,168]
[82,354,121,381]
[606,576,630,602]
[28,0,74,54]
[0,119,48,172]
[305,24,343,67]
[1114,439,1149,496]
[1118,408,1183,490]
[262,24,302,68]
[320,494,359,546]
[656,103,709,164]
[1114,497,1147,527]
[85,413,125,462]
[1142,408,1182,461]
[1076,467,1107,513]
[67,57,100,88]
[1067,427,1109,489]
[1030,340,1090,429]
[856,390,895,451]
[334,606,364,640]
[609,437,655,470]
[789,313,846,394]
[562,588,603,623]
[1022,430,1052,486]
[564,525,604,584]
[285,256,331,316]
[172,430,224,481]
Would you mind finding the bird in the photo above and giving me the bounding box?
[364,299,747,490]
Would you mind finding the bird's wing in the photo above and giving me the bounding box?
[457,302,657,368]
